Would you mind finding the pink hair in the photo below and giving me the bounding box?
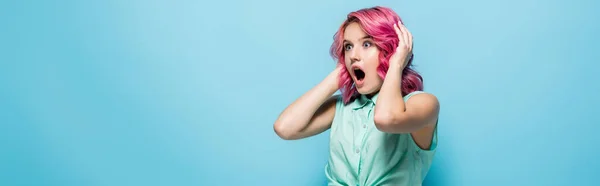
[330,6,424,104]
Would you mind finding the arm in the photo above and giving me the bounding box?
[373,63,439,133]
[373,22,440,133]
[273,67,341,140]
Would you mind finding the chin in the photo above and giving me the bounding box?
[354,77,382,96]
[356,87,377,95]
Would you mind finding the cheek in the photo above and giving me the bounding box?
[344,60,352,70]
[365,50,381,72]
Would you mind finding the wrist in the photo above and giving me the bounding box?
[388,62,404,72]
[324,72,340,91]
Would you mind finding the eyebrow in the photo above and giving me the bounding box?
[343,35,372,43]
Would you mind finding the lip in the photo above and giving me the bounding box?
[355,78,365,88]
[351,64,365,87]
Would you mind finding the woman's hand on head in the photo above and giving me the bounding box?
[389,21,413,70]
[325,64,344,90]
[333,64,344,78]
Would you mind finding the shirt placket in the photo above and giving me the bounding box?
[354,103,372,185]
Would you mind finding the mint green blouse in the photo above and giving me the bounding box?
[324,91,438,186]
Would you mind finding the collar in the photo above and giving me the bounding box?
[352,93,379,110]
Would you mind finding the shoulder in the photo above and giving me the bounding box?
[405,91,438,105]
[405,91,440,119]
[329,94,346,113]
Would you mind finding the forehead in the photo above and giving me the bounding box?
[343,22,368,41]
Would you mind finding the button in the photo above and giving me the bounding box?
[356,149,360,153]
[363,124,366,128]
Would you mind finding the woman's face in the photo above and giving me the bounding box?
[343,22,383,95]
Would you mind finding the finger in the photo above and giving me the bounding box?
[399,22,406,44]
[399,24,409,48]
[404,25,413,51]
[393,22,402,42]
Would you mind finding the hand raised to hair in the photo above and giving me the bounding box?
[388,21,413,70]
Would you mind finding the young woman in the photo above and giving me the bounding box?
[274,6,440,185]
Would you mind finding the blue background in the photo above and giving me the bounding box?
[1,0,599,185]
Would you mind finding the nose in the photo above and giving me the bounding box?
[349,48,361,63]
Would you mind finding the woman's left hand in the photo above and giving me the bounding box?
[389,21,413,70]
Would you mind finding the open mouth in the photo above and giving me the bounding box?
[353,68,365,82]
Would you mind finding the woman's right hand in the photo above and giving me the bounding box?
[273,64,343,140]
[325,64,343,90]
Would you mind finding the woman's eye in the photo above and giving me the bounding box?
[344,44,353,51]
[363,41,372,48]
